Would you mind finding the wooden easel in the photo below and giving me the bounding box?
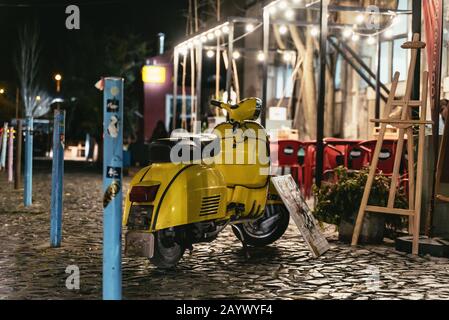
[351,34,433,255]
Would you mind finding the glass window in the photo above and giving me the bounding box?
[274,65,293,99]
[393,38,408,81]
[397,0,409,10]
[275,66,284,99]
[391,14,408,37]
[335,55,342,90]
[359,56,372,89]
[380,41,391,84]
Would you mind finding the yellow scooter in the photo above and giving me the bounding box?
[123,98,290,268]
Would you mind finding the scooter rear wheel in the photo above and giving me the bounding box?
[150,230,185,269]
[232,204,290,247]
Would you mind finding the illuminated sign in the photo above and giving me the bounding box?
[142,65,166,84]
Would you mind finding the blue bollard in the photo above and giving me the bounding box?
[50,110,66,248]
[24,117,33,207]
[102,77,124,300]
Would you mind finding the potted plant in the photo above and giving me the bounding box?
[313,167,408,244]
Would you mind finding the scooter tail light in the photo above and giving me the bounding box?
[129,185,160,203]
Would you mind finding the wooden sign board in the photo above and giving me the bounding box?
[436,122,449,202]
[271,175,330,258]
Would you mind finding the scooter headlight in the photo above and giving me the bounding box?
[129,185,160,203]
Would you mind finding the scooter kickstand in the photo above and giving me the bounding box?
[231,225,250,260]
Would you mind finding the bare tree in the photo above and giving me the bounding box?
[15,25,51,118]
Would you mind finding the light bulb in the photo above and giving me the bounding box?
[343,27,353,38]
[283,51,293,63]
[245,23,255,32]
[311,27,319,37]
[222,25,230,34]
[206,50,215,58]
[232,51,241,60]
[257,51,265,62]
[367,36,376,45]
[279,25,288,35]
[356,14,365,24]
[392,15,401,25]
[285,9,295,20]
[351,33,360,42]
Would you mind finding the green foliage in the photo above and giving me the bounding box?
[313,167,408,229]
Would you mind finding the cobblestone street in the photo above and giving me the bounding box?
[1,166,449,300]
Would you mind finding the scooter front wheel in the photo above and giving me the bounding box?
[232,204,290,247]
[150,230,186,269]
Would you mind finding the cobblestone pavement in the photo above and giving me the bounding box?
[1,167,449,300]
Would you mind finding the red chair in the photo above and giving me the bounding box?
[357,140,397,175]
[302,141,316,199]
[272,140,305,188]
[350,139,409,197]
[324,138,362,168]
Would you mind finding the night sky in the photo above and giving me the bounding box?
[0,0,188,88]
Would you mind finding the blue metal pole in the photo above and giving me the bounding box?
[24,117,33,207]
[50,110,66,248]
[102,77,124,300]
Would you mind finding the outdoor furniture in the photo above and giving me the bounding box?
[272,140,305,190]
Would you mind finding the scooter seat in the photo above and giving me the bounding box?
[149,138,219,164]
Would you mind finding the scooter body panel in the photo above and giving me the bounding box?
[123,163,228,232]
[213,120,271,219]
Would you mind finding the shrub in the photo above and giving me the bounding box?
[313,167,408,233]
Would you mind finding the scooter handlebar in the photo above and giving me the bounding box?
[210,100,222,108]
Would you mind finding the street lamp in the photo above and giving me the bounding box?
[54,74,62,93]
[0,88,5,95]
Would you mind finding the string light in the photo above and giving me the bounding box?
[222,25,230,34]
[283,51,294,63]
[206,50,215,58]
[232,51,241,60]
[384,29,393,38]
[342,27,353,38]
[214,29,222,37]
[201,35,208,43]
[392,15,401,25]
[367,36,376,45]
[285,9,295,20]
[257,51,265,62]
[269,6,277,15]
[245,23,255,32]
[351,33,360,42]
[310,27,319,37]
[207,32,215,40]
[279,25,288,35]
[356,14,365,24]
